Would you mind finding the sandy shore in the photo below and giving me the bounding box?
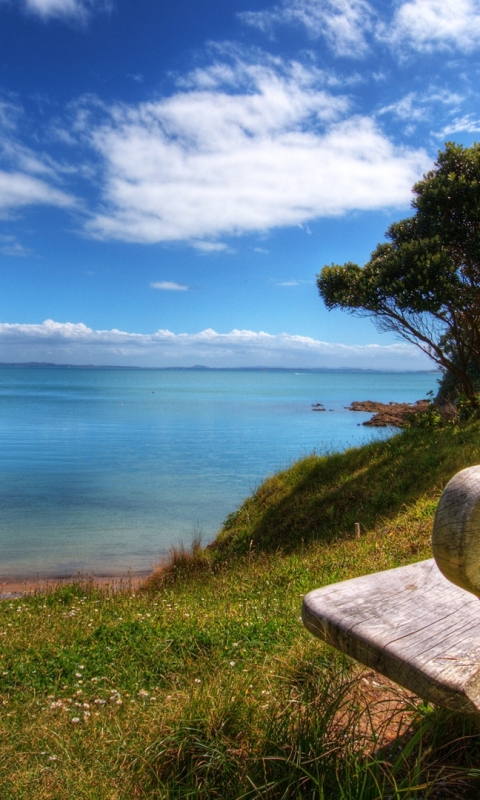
[0,570,151,599]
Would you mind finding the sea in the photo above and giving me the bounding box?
[0,367,439,579]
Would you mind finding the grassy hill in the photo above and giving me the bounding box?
[2,422,480,798]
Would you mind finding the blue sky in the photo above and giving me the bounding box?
[0,0,478,368]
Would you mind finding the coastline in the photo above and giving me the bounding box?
[0,570,151,599]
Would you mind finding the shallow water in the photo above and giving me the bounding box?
[0,368,439,578]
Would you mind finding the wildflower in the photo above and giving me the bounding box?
[137,689,149,698]
[71,717,80,724]
[229,661,236,667]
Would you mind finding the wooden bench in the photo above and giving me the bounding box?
[302,465,480,715]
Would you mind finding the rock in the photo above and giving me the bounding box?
[346,400,430,427]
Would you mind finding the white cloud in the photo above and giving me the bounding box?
[81,56,430,245]
[22,0,111,22]
[0,98,77,216]
[150,281,191,291]
[378,88,462,122]
[435,114,480,136]
[0,319,433,370]
[277,280,301,286]
[383,0,480,52]
[0,235,33,256]
[240,0,374,57]
[0,170,74,216]
[191,241,229,253]
[241,0,480,57]
[378,92,427,121]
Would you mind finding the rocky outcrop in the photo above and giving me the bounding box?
[345,400,430,427]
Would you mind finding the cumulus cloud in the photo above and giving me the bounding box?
[150,281,191,291]
[240,0,374,57]
[22,0,111,22]
[0,318,433,370]
[381,0,480,52]
[81,55,429,245]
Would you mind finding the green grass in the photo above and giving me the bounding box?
[2,422,480,798]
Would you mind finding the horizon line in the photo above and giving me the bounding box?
[0,362,441,374]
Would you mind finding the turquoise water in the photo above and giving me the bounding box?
[0,368,439,579]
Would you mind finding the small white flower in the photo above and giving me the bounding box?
[229,661,236,667]
[71,717,80,724]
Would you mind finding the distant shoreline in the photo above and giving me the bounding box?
[0,362,440,374]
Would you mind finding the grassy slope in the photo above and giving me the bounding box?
[1,423,480,798]
[212,421,480,558]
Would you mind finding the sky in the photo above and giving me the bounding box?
[0,0,479,369]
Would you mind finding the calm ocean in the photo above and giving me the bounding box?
[0,368,439,579]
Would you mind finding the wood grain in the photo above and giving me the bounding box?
[432,465,480,598]
[302,559,480,714]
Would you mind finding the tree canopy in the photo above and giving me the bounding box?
[317,142,480,407]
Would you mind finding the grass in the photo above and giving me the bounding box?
[2,422,480,797]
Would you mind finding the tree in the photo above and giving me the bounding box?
[317,142,480,409]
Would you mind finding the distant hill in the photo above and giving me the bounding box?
[0,362,440,373]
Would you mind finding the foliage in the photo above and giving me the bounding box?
[317,142,480,408]
[437,351,480,408]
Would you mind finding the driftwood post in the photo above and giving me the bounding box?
[302,466,480,715]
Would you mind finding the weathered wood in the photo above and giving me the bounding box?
[302,559,480,714]
[432,465,480,598]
